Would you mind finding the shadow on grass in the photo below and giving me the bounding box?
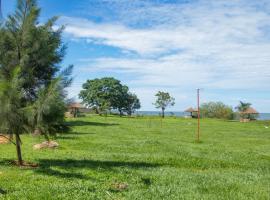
[34,159,160,180]
[56,135,79,140]
[65,121,119,127]
[62,131,97,136]
[0,188,7,195]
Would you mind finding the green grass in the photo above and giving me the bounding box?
[0,115,270,199]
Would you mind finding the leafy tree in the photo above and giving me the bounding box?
[154,91,175,118]
[200,101,233,120]
[123,93,141,116]
[79,77,140,116]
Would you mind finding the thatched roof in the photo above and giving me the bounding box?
[185,107,198,112]
[240,107,259,114]
[68,103,84,108]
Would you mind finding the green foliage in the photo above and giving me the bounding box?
[0,0,66,100]
[154,91,175,117]
[200,101,234,120]
[79,77,140,115]
[123,93,141,116]
[235,101,258,120]
[235,101,251,112]
[0,66,30,164]
[0,67,29,135]
[0,0,72,163]
[30,77,68,140]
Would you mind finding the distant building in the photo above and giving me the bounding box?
[184,107,198,118]
[67,103,85,118]
[239,107,259,122]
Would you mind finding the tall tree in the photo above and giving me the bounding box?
[154,91,175,118]
[0,0,72,165]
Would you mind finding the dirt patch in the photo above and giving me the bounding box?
[110,182,129,192]
[10,160,39,168]
[0,135,10,144]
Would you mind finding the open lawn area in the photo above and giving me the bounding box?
[0,116,269,200]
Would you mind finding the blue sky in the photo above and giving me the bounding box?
[2,0,270,112]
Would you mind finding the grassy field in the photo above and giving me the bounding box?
[0,115,269,200]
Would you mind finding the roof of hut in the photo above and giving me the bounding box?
[68,103,84,108]
[240,107,259,114]
[184,107,198,112]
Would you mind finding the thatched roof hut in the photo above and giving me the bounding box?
[240,107,258,114]
[68,103,84,109]
[68,103,85,117]
[185,107,198,113]
[184,107,198,118]
[239,107,259,122]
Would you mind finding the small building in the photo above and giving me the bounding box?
[240,107,259,122]
[184,107,198,118]
[67,103,85,118]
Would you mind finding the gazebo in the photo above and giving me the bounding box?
[240,107,259,122]
[68,103,84,118]
[184,107,198,118]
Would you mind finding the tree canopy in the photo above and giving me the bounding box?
[0,0,67,101]
[79,77,140,116]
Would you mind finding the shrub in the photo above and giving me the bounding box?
[200,102,234,120]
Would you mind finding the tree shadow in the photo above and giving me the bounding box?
[56,135,79,140]
[34,159,160,180]
[0,188,7,195]
[62,131,97,136]
[65,121,119,127]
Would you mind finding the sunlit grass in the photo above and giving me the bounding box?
[0,115,269,199]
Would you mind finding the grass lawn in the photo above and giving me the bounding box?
[0,115,269,199]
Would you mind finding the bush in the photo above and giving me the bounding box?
[200,102,234,120]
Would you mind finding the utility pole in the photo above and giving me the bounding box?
[197,88,201,142]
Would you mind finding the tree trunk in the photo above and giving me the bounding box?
[15,134,23,165]
[119,109,123,117]
[161,108,165,118]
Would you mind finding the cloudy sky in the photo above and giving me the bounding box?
[2,0,270,112]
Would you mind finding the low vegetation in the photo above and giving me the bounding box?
[0,115,269,199]
[200,101,234,120]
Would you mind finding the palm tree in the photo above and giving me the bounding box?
[235,101,251,112]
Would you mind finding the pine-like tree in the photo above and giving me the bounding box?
[0,0,72,165]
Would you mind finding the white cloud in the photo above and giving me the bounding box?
[61,0,270,111]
